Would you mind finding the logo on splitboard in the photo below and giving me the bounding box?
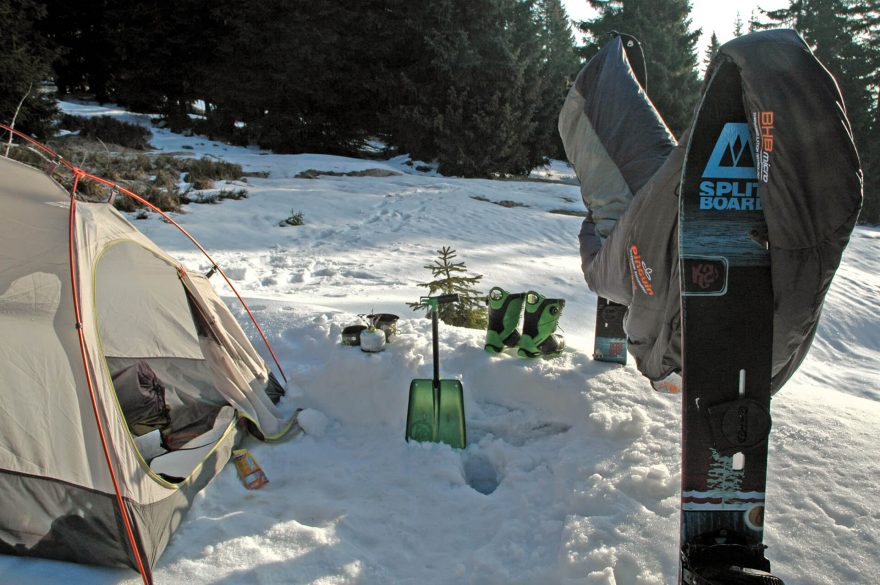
[700,123,761,211]
[682,256,728,296]
[745,504,765,531]
[753,111,775,183]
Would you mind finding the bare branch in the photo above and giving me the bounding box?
[5,83,33,158]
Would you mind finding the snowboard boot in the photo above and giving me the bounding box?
[517,291,565,358]
[682,530,785,585]
[683,565,784,585]
[484,287,525,353]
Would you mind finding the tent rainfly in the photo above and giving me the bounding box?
[0,134,298,584]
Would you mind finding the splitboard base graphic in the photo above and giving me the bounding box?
[593,296,628,364]
[678,60,781,584]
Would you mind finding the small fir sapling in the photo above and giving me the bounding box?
[409,246,488,329]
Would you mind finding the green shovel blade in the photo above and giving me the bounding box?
[405,379,466,449]
[405,379,436,443]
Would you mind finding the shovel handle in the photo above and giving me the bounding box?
[417,295,458,384]
[419,294,460,312]
[435,294,460,304]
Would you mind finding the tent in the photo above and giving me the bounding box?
[0,142,297,583]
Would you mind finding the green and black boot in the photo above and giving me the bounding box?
[517,291,566,358]
[484,287,525,353]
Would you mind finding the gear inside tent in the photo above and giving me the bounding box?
[0,130,299,582]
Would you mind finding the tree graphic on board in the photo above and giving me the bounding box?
[707,449,744,504]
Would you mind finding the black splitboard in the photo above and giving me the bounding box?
[593,296,627,364]
[678,61,781,584]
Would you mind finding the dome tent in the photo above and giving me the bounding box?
[0,135,297,584]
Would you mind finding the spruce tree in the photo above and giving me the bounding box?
[0,0,58,137]
[848,0,880,224]
[535,0,582,160]
[748,9,761,33]
[390,0,548,177]
[39,1,118,102]
[734,12,745,36]
[703,32,721,74]
[575,0,701,137]
[102,0,225,130]
[410,247,488,329]
[200,1,275,143]
[202,1,396,154]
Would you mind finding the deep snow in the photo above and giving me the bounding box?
[0,101,877,585]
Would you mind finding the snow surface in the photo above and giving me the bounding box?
[0,101,877,585]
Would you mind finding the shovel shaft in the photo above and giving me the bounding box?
[432,307,440,385]
[405,293,467,449]
[419,294,459,385]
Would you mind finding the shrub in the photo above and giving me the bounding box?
[191,177,215,190]
[4,133,247,215]
[182,157,243,185]
[113,193,140,213]
[60,114,152,150]
[5,145,54,170]
[193,194,219,204]
[218,188,248,201]
[141,184,180,212]
[279,210,305,226]
[123,168,181,211]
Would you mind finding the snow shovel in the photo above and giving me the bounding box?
[405,294,467,449]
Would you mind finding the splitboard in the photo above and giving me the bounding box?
[593,296,628,364]
[678,60,782,584]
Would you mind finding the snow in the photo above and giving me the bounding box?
[1,100,878,584]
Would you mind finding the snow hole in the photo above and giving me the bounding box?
[463,453,501,495]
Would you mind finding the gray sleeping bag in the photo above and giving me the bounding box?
[559,29,862,393]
